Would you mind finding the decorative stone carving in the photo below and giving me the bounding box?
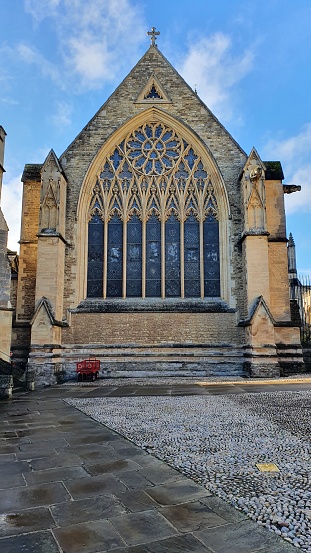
[135,74,172,104]
[242,149,267,233]
[90,121,218,225]
[38,149,67,238]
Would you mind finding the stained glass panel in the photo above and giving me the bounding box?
[107,214,123,297]
[87,213,103,298]
[127,214,142,297]
[146,215,161,297]
[204,218,220,297]
[165,215,180,297]
[184,215,200,297]
[145,85,161,99]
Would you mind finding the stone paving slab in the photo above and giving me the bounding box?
[117,489,160,513]
[159,500,227,532]
[0,506,56,537]
[51,494,128,526]
[53,519,126,553]
[85,459,145,476]
[194,520,296,553]
[138,464,185,485]
[0,481,71,512]
[64,473,128,500]
[109,509,177,546]
[0,530,60,553]
[62,444,123,462]
[199,495,248,523]
[0,435,31,445]
[117,469,155,490]
[109,533,214,552]
[145,480,212,506]
[30,452,84,470]
[0,473,27,489]
[0,453,16,463]
[24,465,91,485]
[0,444,18,454]
[0,459,31,475]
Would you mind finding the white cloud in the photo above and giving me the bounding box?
[23,0,147,90]
[263,123,311,214]
[0,98,19,106]
[50,101,73,127]
[178,33,253,121]
[1,175,23,252]
[17,43,62,86]
[66,37,113,83]
[24,0,61,22]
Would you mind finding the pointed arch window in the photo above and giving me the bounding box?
[87,213,104,298]
[184,215,200,298]
[127,214,142,297]
[204,215,220,297]
[146,214,161,297]
[107,215,123,298]
[87,121,221,300]
[165,215,181,297]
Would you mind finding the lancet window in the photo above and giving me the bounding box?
[87,122,220,299]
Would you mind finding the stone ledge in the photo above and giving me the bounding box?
[73,298,235,314]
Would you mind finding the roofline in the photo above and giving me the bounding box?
[60,45,247,161]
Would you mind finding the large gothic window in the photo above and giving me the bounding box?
[87,122,220,299]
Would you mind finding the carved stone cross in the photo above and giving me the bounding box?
[147,27,160,46]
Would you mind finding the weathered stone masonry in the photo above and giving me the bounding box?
[7,40,304,383]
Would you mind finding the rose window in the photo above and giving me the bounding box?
[125,123,182,175]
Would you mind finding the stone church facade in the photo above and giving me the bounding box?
[5,36,304,383]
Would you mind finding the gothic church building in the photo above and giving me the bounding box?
[8,33,304,382]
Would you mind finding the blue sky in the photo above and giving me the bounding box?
[1,0,310,273]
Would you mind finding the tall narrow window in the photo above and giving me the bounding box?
[87,213,103,297]
[184,215,200,297]
[146,214,161,297]
[204,216,220,297]
[107,215,123,297]
[165,214,180,297]
[127,214,142,297]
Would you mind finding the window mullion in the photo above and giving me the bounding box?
[142,218,146,299]
[200,219,204,298]
[180,219,185,298]
[122,219,127,298]
[103,220,108,299]
[161,218,165,299]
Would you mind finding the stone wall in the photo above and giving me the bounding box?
[16,178,41,322]
[63,311,242,346]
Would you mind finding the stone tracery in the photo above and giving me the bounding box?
[87,121,220,299]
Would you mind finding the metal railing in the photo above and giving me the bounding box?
[290,274,311,346]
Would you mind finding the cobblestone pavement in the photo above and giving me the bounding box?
[0,378,310,552]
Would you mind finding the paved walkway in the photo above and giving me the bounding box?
[1,379,309,552]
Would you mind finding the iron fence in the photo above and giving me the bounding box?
[290,274,311,346]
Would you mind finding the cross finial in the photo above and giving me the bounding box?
[147,27,160,47]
